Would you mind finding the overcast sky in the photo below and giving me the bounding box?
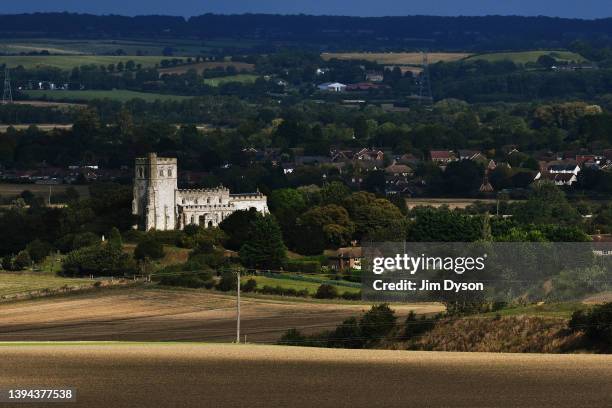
[1,0,610,19]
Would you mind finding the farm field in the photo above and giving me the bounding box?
[0,55,180,70]
[0,124,73,132]
[159,61,255,75]
[249,275,360,296]
[1,343,610,408]
[405,197,523,210]
[468,50,587,64]
[0,38,263,56]
[0,183,89,199]
[202,74,259,86]
[22,90,191,103]
[321,52,471,65]
[0,272,93,299]
[0,286,438,342]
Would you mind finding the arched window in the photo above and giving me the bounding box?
[191,216,195,224]
[218,197,222,203]
[182,199,185,205]
[195,198,198,205]
[138,167,143,177]
[159,169,164,177]
[208,221,213,228]
[207,197,210,204]
[168,168,172,177]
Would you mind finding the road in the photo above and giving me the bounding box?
[0,343,610,408]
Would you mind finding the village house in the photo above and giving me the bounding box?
[328,246,363,272]
[317,82,347,92]
[429,150,457,165]
[534,161,581,186]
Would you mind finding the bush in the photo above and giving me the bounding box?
[158,273,211,288]
[341,291,361,300]
[217,270,237,292]
[404,311,437,339]
[315,284,338,299]
[284,259,321,274]
[278,328,307,346]
[242,278,257,293]
[134,237,165,260]
[359,304,396,344]
[61,243,135,277]
[13,250,32,270]
[26,240,53,263]
[2,254,12,270]
[569,302,612,349]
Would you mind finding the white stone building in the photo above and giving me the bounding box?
[132,153,268,231]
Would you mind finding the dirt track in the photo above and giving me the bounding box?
[1,344,610,408]
[0,287,441,342]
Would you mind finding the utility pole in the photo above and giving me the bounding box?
[236,269,241,343]
[2,67,12,104]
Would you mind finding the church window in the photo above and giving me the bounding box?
[138,167,143,177]
[207,198,211,204]
[159,169,164,177]
[168,169,172,177]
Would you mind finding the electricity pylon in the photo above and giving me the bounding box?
[2,67,13,104]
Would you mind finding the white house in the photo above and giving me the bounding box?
[318,82,347,92]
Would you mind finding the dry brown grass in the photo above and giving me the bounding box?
[412,316,583,353]
[321,52,471,65]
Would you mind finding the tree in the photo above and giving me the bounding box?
[13,250,32,270]
[62,243,135,277]
[26,239,52,263]
[134,237,165,261]
[315,284,338,299]
[295,205,354,253]
[407,207,481,242]
[239,215,287,269]
[220,208,259,250]
[514,183,580,225]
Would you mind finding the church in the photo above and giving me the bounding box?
[132,153,268,231]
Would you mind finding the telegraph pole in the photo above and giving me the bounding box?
[2,67,13,104]
[236,269,241,343]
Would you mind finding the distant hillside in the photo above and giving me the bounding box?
[1,13,612,51]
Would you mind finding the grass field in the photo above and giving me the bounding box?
[0,55,181,70]
[22,89,191,103]
[202,74,259,86]
[159,61,255,75]
[321,52,471,65]
[0,272,92,298]
[1,343,610,408]
[250,275,360,296]
[0,183,89,199]
[468,50,587,64]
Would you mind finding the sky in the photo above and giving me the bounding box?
[1,0,610,19]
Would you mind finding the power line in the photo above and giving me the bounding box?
[2,67,13,104]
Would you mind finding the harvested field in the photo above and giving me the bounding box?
[321,52,471,65]
[0,343,610,408]
[405,198,523,210]
[0,286,441,343]
[0,124,73,132]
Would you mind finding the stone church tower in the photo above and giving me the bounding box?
[132,153,177,230]
[133,152,268,231]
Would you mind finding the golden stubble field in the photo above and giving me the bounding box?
[0,287,441,342]
[321,52,471,65]
[0,343,610,408]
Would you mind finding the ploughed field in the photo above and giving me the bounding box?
[0,287,440,342]
[1,343,610,408]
